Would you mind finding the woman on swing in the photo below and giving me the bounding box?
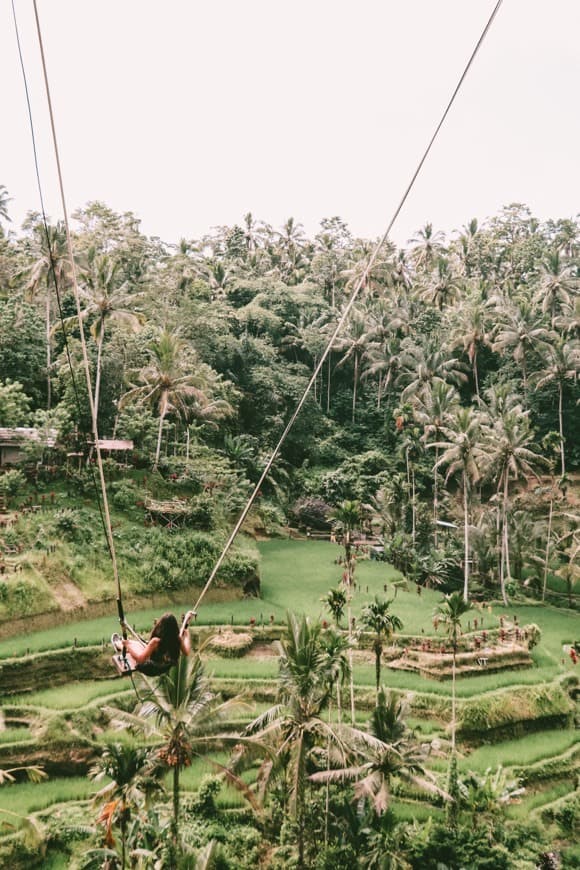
[112,611,194,676]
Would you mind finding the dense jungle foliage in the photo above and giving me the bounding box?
[0,187,579,869]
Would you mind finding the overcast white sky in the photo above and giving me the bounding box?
[2,0,579,248]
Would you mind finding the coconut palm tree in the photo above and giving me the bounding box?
[244,614,353,867]
[334,307,372,422]
[534,249,575,327]
[73,248,144,416]
[434,592,472,827]
[396,342,468,405]
[360,598,403,694]
[448,298,492,397]
[332,500,362,723]
[434,408,488,602]
[0,185,11,225]
[109,652,252,853]
[311,687,443,818]
[531,339,580,476]
[408,222,446,272]
[321,587,347,627]
[23,220,71,408]
[491,302,552,395]
[89,742,159,869]
[421,256,463,311]
[484,409,547,603]
[413,382,460,546]
[121,328,231,468]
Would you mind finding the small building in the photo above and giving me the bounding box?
[0,427,57,467]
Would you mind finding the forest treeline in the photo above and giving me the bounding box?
[0,188,578,604]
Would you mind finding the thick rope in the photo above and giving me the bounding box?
[193,0,504,614]
[31,1,123,618]
[11,0,115,567]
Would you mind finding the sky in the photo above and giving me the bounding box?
[2,0,579,249]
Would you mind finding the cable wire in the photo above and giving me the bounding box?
[192,0,504,614]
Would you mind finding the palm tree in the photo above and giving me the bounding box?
[23,220,71,408]
[111,652,252,852]
[332,500,362,723]
[484,409,547,603]
[361,598,403,694]
[491,301,552,394]
[408,222,445,272]
[0,185,11,225]
[334,306,372,422]
[311,687,443,818]
[449,298,492,397]
[434,592,472,827]
[321,587,347,627]
[121,328,231,468]
[434,408,488,601]
[534,249,575,327]
[89,742,159,869]
[245,614,353,867]
[74,248,144,416]
[531,339,580,476]
[396,342,468,405]
[413,382,460,546]
[421,257,463,310]
[362,336,401,409]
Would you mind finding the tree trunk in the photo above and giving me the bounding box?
[94,321,105,418]
[45,286,51,410]
[558,382,565,477]
[411,467,416,550]
[451,644,456,753]
[154,409,166,469]
[326,354,331,413]
[374,638,382,694]
[352,353,358,423]
[433,446,439,548]
[500,473,510,606]
[542,495,553,602]
[463,473,469,602]
[473,348,479,399]
[172,765,180,847]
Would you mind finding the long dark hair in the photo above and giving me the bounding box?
[150,612,180,662]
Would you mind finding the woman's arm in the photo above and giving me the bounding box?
[125,636,161,665]
[179,627,192,657]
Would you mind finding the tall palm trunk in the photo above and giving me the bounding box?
[558,381,565,476]
[374,637,382,694]
[463,472,469,602]
[326,354,331,413]
[472,348,480,399]
[499,472,510,605]
[154,407,167,469]
[352,353,359,423]
[172,765,180,847]
[542,494,554,601]
[45,286,51,409]
[433,445,439,548]
[94,319,105,418]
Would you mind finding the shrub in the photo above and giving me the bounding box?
[0,469,26,501]
[110,478,139,510]
[191,774,222,818]
[290,497,332,530]
[209,631,253,658]
[54,508,79,538]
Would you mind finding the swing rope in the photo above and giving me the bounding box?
[191,0,505,616]
[19,0,126,634]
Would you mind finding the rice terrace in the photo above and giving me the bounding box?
[1,0,580,868]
